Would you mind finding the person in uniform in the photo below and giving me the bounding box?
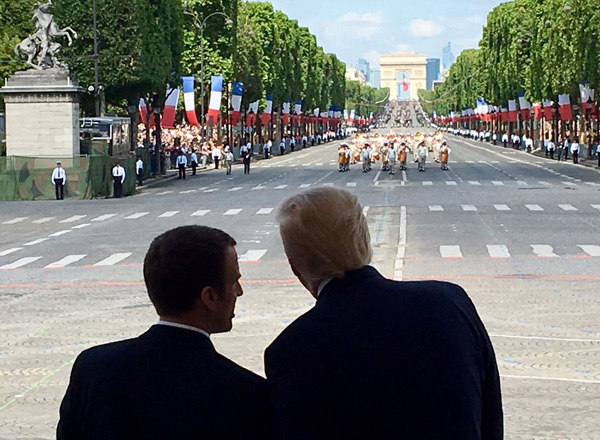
[343,145,351,172]
[279,138,286,156]
[380,143,389,171]
[439,141,451,171]
[241,144,252,175]
[263,139,271,159]
[136,156,144,187]
[112,161,126,198]
[52,161,66,200]
[190,150,199,176]
[338,144,347,172]
[176,151,188,180]
[398,142,408,171]
[417,142,428,172]
[387,143,398,175]
[360,146,370,173]
[225,149,234,175]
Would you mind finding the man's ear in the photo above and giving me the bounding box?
[199,286,220,311]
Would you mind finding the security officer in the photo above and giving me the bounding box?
[176,151,188,180]
[136,156,144,187]
[51,161,66,200]
[112,161,126,198]
[190,150,199,176]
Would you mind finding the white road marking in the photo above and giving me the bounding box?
[578,245,600,257]
[487,245,511,259]
[224,209,243,216]
[299,184,311,189]
[468,181,481,186]
[501,374,600,385]
[256,208,274,215]
[558,204,578,211]
[275,185,288,190]
[494,204,511,211]
[158,211,179,218]
[93,253,132,266]
[373,171,382,183]
[0,248,23,257]
[446,181,457,186]
[440,245,463,259]
[586,182,600,187]
[402,170,408,182]
[538,181,552,186]
[462,205,477,211]
[238,250,267,263]
[532,245,558,258]
[562,181,577,187]
[346,182,357,187]
[429,205,444,212]
[362,206,370,216]
[157,191,174,195]
[60,215,87,223]
[394,206,407,281]
[179,190,198,194]
[125,212,149,220]
[49,230,72,237]
[423,181,433,186]
[466,160,475,164]
[45,254,87,269]
[228,187,243,192]
[191,210,211,217]
[23,238,49,246]
[32,217,55,224]
[323,183,334,187]
[91,214,117,222]
[593,205,600,211]
[492,181,504,186]
[252,186,266,190]
[526,204,544,211]
[204,189,219,193]
[0,257,42,270]
[3,217,28,225]
[71,223,92,229]
[517,181,528,186]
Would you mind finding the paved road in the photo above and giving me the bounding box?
[1,131,599,439]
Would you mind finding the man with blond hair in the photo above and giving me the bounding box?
[265,188,503,440]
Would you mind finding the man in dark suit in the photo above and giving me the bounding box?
[58,226,271,440]
[266,188,503,440]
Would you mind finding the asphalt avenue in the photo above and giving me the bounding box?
[1,130,599,439]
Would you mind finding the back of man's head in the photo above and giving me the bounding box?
[144,226,236,317]
[277,188,372,290]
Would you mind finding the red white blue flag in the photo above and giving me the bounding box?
[207,75,223,125]
[182,76,200,126]
[231,82,244,126]
[162,86,180,128]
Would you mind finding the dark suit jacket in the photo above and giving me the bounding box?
[58,325,271,440]
[265,266,503,440]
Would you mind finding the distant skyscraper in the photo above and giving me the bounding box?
[357,58,370,83]
[426,59,441,90]
[442,42,455,71]
[370,67,381,89]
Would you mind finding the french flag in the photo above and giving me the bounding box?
[542,99,554,120]
[507,100,518,123]
[207,75,223,126]
[246,100,259,126]
[139,98,155,128]
[293,100,302,124]
[261,94,273,126]
[162,86,180,128]
[518,96,531,121]
[282,101,291,125]
[182,76,200,126]
[231,82,244,126]
[558,94,572,121]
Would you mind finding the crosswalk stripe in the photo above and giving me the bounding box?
[526,204,544,211]
[157,191,174,195]
[224,209,243,216]
[60,215,87,223]
[494,204,511,211]
[45,254,87,268]
[446,181,457,186]
[362,206,370,216]
[517,181,528,186]
[252,186,266,190]
[532,245,558,258]
[492,181,504,186]
[429,205,444,212]
[32,217,55,224]
[23,238,49,246]
[256,208,274,215]
[125,212,149,220]
[49,230,73,237]
[423,181,433,186]
[228,187,243,192]
[465,160,475,164]
[346,182,357,187]
[158,211,179,218]
[323,183,334,187]
[487,245,511,258]
[91,214,117,222]
[204,189,219,193]
[275,185,288,189]
[468,181,481,186]
[462,205,477,212]
[72,223,91,229]
[587,183,600,187]
[558,204,578,211]
[238,250,267,263]
[593,205,600,211]
[0,248,23,257]
[299,184,311,189]
[578,245,600,257]
[191,210,211,217]
[0,257,42,270]
[93,253,132,266]
[440,246,463,259]
[562,182,578,187]
[539,181,552,186]
[3,217,28,225]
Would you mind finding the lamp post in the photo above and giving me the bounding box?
[92,0,100,116]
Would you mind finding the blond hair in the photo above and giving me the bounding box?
[277,188,372,286]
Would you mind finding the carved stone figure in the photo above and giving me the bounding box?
[14,1,77,70]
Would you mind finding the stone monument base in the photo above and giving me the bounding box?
[1,68,84,157]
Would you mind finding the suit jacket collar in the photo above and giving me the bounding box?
[142,325,216,351]
[317,265,383,304]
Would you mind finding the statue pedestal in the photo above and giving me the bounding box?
[1,68,84,157]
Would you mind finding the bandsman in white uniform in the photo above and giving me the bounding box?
[439,141,451,171]
[387,143,398,175]
[416,143,428,172]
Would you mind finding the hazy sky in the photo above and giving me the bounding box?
[267,0,506,67]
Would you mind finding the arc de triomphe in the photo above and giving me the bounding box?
[380,51,427,101]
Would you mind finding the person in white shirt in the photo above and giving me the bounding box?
[211,146,222,169]
[51,161,66,200]
[190,150,199,176]
[136,156,144,187]
[290,136,296,153]
[112,162,126,198]
[525,137,533,153]
[596,142,600,167]
[492,132,497,145]
[176,151,188,180]
[563,138,570,161]
[360,146,370,173]
[279,139,286,156]
[263,139,271,159]
[502,133,508,148]
[571,141,580,164]
[225,150,234,175]
[387,143,398,175]
[548,140,556,160]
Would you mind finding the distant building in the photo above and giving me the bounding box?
[442,42,455,71]
[432,80,443,90]
[357,58,370,83]
[345,67,368,86]
[426,58,441,90]
[370,67,381,89]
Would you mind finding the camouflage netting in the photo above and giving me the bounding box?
[0,155,137,201]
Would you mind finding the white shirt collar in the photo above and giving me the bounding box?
[156,320,210,338]
[317,277,334,297]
